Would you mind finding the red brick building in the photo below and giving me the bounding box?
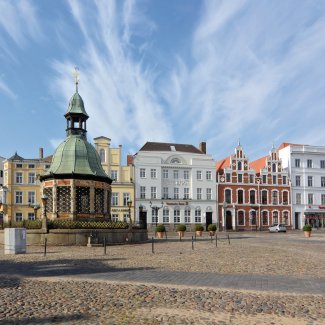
[216,143,291,231]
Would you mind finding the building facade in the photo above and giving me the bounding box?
[278,143,325,229]
[94,136,134,223]
[0,150,51,222]
[0,155,5,187]
[134,142,216,231]
[216,143,291,231]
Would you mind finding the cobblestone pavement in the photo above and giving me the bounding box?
[0,231,324,324]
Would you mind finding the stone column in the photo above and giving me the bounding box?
[71,180,76,220]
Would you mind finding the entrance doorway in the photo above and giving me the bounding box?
[294,212,299,229]
[226,211,232,230]
[205,212,212,230]
[139,211,147,229]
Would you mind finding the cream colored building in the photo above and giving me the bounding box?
[94,136,135,223]
[0,149,51,222]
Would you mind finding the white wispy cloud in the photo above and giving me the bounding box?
[0,78,16,100]
[52,0,171,148]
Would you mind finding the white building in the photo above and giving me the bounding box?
[278,143,325,229]
[133,142,216,231]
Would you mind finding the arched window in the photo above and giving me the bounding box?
[185,207,191,223]
[225,189,231,203]
[272,163,276,172]
[262,211,268,225]
[261,190,268,204]
[195,207,201,223]
[249,190,256,204]
[272,191,278,205]
[283,211,289,225]
[250,210,256,225]
[99,149,105,163]
[283,191,288,205]
[237,190,244,204]
[163,207,169,223]
[238,210,245,226]
[237,161,242,170]
[272,211,279,224]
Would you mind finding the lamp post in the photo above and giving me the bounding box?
[232,203,236,231]
[223,201,227,232]
[257,178,261,231]
[150,201,164,233]
[29,203,40,221]
[127,199,133,227]
[41,194,48,232]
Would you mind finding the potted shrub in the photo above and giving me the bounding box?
[194,224,204,237]
[155,224,166,239]
[176,224,186,237]
[208,224,217,236]
[303,224,312,238]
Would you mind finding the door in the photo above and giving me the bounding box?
[205,212,212,231]
[226,211,232,230]
[294,212,299,229]
[139,211,147,230]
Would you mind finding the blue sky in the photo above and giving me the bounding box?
[1,0,325,162]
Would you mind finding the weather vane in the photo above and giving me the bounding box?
[72,66,80,92]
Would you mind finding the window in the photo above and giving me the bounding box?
[321,194,325,205]
[295,159,300,168]
[249,190,255,204]
[272,175,277,185]
[28,172,36,184]
[196,170,202,180]
[249,175,254,183]
[112,214,119,222]
[225,189,231,203]
[206,171,212,180]
[261,190,268,204]
[28,164,35,169]
[150,169,157,179]
[308,193,313,205]
[197,188,202,200]
[321,160,325,169]
[262,211,268,225]
[16,164,22,168]
[140,186,146,199]
[151,187,157,199]
[307,159,313,168]
[140,168,146,178]
[163,207,169,223]
[250,210,256,225]
[321,177,325,187]
[99,149,105,162]
[111,193,118,206]
[111,170,118,181]
[174,208,180,223]
[163,187,168,199]
[272,211,279,224]
[283,191,288,205]
[296,193,301,205]
[28,212,35,220]
[123,193,130,206]
[195,208,201,223]
[238,174,243,183]
[262,175,267,184]
[28,192,35,205]
[173,170,179,179]
[183,188,189,199]
[237,190,244,204]
[238,211,245,226]
[206,188,212,200]
[308,176,313,187]
[272,163,276,173]
[151,208,158,224]
[123,214,128,222]
[282,176,287,185]
[283,211,289,225]
[163,169,168,179]
[15,191,23,204]
[184,208,191,223]
[15,212,23,222]
[226,173,231,182]
[272,191,278,205]
[174,187,179,199]
[295,175,301,186]
[15,172,23,184]
[184,170,189,179]
[237,161,242,170]
[0,170,2,178]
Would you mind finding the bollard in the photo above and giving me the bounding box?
[192,236,194,250]
[210,235,213,243]
[228,234,230,245]
[104,237,106,255]
[216,234,217,248]
[165,231,168,240]
[152,237,154,254]
[179,233,182,242]
[44,238,47,257]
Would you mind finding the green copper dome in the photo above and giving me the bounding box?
[65,92,89,117]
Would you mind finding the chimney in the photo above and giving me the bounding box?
[39,147,44,159]
[127,155,133,166]
[199,142,206,154]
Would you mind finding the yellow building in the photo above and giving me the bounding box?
[0,149,51,223]
[94,137,135,223]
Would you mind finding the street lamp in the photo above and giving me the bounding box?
[41,193,48,232]
[29,203,40,220]
[223,201,227,232]
[127,199,133,226]
[149,200,164,231]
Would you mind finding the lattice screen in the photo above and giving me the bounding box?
[57,186,71,213]
[76,187,90,213]
[95,188,104,213]
[43,187,53,213]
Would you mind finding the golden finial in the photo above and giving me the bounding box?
[72,66,80,92]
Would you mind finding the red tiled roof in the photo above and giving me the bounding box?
[216,156,231,172]
[277,142,303,150]
[250,155,268,173]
